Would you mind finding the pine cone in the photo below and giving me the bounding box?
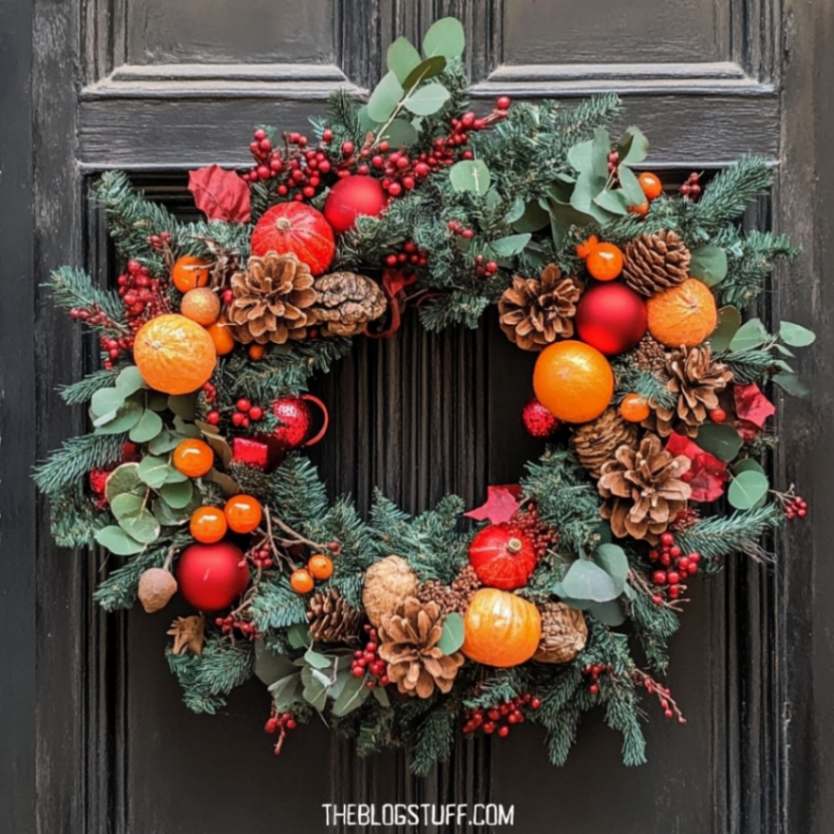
[498,264,582,351]
[362,555,418,627]
[649,345,734,437]
[417,564,482,616]
[630,334,669,374]
[623,230,691,297]
[571,408,639,478]
[533,602,588,664]
[307,589,362,643]
[311,271,387,337]
[378,597,465,698]
[598,433,692,541]
[225,253,317,344]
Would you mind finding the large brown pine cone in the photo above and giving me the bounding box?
[310,271,387,337]
[498,264,582,351]
[648,345,734,437]
[597,433,692,541]
[306,589,362,643]
[623,230,691,297]
[378,597,465,698]
[533,602,588,664]
[225,252,317,344]
[571,408,639,478]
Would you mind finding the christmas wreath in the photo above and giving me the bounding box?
[36,18,814,774]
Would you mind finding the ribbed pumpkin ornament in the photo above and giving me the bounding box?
[462,588,542,667]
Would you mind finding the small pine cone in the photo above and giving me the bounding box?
[498,264,582,351]
[533,602,588,664]
[307,589,362,643]
[571,408,638,478]
[417,565,483,616]
[623,230,691,297]
[311,271,387,337]
[630,334,669,375]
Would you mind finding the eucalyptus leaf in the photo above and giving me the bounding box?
[779,321,816,347]
[163,466,189,485]
[254,641,296,686]
[301,668,329,711]
[690,246,728,287]
[696,423,743,462]
[437,612,465,655]
[372,686,391,707]
[593,188,630,216]
[489,233,531,257]
[366,71,404,122]
[137,454,171,489]
[387,36,421,84]
[504,197,526,224]
[269,672,302,711]
[152,497,190,526]
[586,599,626,627]
[173,416,201,438]
[422,16,465,59]
[567,139,593,174]
[114,365,146,396]
[94,525,145,556]
[148,430,181,455]
[90,386,125,418]
[95,400,143,435]
[617,164,645,206]
[304,647,333,670]
[732,457,766,476]
[593,544,629,592]
[710,306,742,352]
[727,470,770,510]
[118,507,160,544]
[378,117,418,147]
[109,492,144,520]
[513,201,550,233]
[167,395,196,420]
[559,559,621,603]
[729,317,769,351]
[619,126,649,166]
[129,408,163,443]
[331,674,372,717]
[159,479,194,509]
[773,372,810,398]
[104,462,143,503]
[287,623,311,650]
[402,56,447,91]
[404,82,449,115]
[449,159,491,195]
[357,105,378,132]
[147,391,169,412]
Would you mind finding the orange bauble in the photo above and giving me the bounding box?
[290,568,315,594]
[462,589,541,667]
[180,287,220,325]
[190,506,228,544]
[619,393,651,423]
[133,314,216,394]
[224,494,263,533]
[171,256,210,293]
[207,322,235,355]
[308,553,334,580]
[584,242,624,281]
[532,340,614,423]
[173,438,215,477]
[647,278,718,347]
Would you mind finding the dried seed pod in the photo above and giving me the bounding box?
[137,567,178,613]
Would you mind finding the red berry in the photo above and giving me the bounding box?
[710,408,727,423]
[249,406,263,421]
[236,398,251,413]
[206,410,220,426]
[497,725,510,738]
[341,141,354,157]
[660,532,675,547]
[496,96,511,110]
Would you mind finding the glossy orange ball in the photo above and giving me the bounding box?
[207,322,235,355]
[532,340,614,424]
[638,171,663,200]
[619,393,651,422]
[290,568,315,594]
[172,256,210,293]
[308,553,334,580]
[189,506,228,544]
[173,438,215,477]
[223,494,263,534]
[586,242,624,282]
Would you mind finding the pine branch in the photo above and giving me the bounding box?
[463,668,528,708]
[409,705,456,776]
[717,228,796,307]
[613,359,676,408]
[49,484,109,548]
[268,455,330,531]
[59,367,120,405]
[418,291,491,332]
[249,580,308,631]
[717,347,776,384]
[627,590,679,674]
[34,433,127,495]
[48,266,125,325]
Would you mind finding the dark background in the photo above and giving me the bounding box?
[2,1,833,832]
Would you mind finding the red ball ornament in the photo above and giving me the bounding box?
[575,283,647,356]
[323,175,386,234]
[468,523,538,590]
[250,202,335,274]
[176,542,249,611]
[522,398,559,438]
[270,394,330,452]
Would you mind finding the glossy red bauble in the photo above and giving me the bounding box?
[271,395,312,450]
[468,523,538,590]
[575,283,647,356]
[250,202,335,274]
[323,175,386,234]
[176,542,249,612]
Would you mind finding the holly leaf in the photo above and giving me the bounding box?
[437,612,465,655]
[728,470,770,510]
[187,164,251,223]
[779,321,816,347]
[464,485,521,524]
[422,16,465,60]
[449,159,491,195]
[734,383,776,428]
[94,525,145,556]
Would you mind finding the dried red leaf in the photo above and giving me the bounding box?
[733,383,775,429]
[666,433,728,503]
[464,485,522,524]
[188,165,251,223]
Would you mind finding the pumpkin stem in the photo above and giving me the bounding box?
[507,537,523,554]
[275,218,292,231]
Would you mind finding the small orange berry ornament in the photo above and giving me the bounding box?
[628,201,650,217]
[619,393,651,423]
[308,553,334,581]
[290,568,315,594]
[532,340,614,423]
[647,278,718,347]
[133,314,216,394]
[207,322,235,356]
[171,256,210,293]
[189,506,228,544]
[223,494,263,534]
[576,236,624,282]
[638,171,663,200]
[173,438,215,477]
[248,344,266,361]
[180,287,220,326]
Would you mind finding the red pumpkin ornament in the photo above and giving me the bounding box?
[250,202,335,274]
[176,542,249,611]
[468,523,537,590]
[462,588,542,667]
[323,175,386,234]
[575,282,647,356]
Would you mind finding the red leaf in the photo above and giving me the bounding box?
[464,485,522,525]
[666,433,728,503]
[188,165,251,223]
[733,383,775,429]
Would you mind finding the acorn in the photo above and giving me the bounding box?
[137,567,178,613]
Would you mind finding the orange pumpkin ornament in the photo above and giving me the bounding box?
[171,256,210,293]
[647,278,718,347]
[133,314,216,394]
[462,588,542,667]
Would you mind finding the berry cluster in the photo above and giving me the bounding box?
[146,231,173,251]
[582,662,610,695]
[510,504,559,559]
[634,670,686,724]
[232,398,265,428]
[447,219,475,239]
[214,612,258,640]
[462,692,541,738]
[351,624,389,688]
[264,709,298,755]
[242,128,332,202]
[246,543,275,570]
[472,254,499,277]
[680,171,703,200]
[648,532,701,603]
[384,240,429,269]
[783,493,809,521]
[671,507,701,532]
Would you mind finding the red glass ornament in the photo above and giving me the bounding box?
[575,283,647,356]
[323,175,386,234]
[176,542,249,611]
[468,523,538,590]
[271,394,329,451]
[521,398,558,438]
[250,202,335,274]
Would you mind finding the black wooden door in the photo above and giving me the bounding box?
[4,1,834,832]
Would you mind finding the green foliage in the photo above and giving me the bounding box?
[59,368,120,405]
[33,433,127,495]
[409,706,456,776]
[48,266,125,326]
